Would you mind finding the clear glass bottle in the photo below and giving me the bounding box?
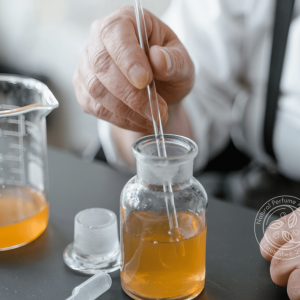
[120,134,208,300]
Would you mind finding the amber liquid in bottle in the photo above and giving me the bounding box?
[121,211,207,300]
[0,187,49,250]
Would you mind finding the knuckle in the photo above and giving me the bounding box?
[88,100,102,117]
[100,14,122,40]
[171,51,185,75]
[122,85,139,107]
[97,105,111,119]
[100,11,133,42]
[123,107,138,121]
[115,102,134,119]
[113,40,132,64]
[85,74,100,98]
[94,84,107,101]
[92,47,112,75]
[94,102,102,116]
[113,45,124,63]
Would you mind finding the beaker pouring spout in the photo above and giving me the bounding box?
[0,74,59,118]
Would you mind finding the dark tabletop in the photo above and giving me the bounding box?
[0,147,289,300]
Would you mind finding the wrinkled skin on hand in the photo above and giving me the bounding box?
[260,208,300,300]
[73,5,195,133]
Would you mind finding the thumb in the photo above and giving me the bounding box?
[149,44,194,82]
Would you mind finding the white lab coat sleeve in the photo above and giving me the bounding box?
[97,119,136,174]
[162,0,245,171]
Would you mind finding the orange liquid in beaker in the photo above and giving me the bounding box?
[0,187,49,250]
[121,211,207,300]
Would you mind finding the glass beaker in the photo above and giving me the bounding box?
[0,75,58,250]
[120,135,208,300]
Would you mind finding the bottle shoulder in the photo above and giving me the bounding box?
[121,175,208,212]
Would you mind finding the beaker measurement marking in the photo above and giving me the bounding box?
[4,155,22,162]
[9,143,23,150]
[10,168,23,174]
[2,130,24,137]
[25,121,38,129]
[5,179,22,186]
[7,119,21,124]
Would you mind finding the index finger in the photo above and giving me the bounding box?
[98,6,153,90]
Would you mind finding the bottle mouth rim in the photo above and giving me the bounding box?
[132,134,198,163]
[0,74,59,117]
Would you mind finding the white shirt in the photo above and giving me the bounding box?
[99,0,300,181]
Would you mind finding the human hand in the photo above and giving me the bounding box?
[73,6,195,132]
[260,209,300,300]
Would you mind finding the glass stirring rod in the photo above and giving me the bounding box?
[133,0,179,234]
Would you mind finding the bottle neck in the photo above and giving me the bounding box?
[136,159,193,186]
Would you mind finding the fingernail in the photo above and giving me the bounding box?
[143,102,167,121]
[129,64,150,89]
[159,48,172,71]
